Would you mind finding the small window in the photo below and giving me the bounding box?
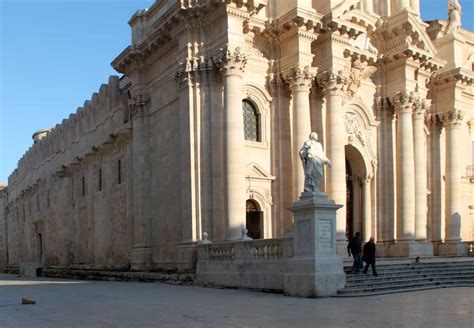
[243,100,260,142]
[98,169,102,191]
[118,160,122,185]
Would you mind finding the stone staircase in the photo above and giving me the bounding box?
[336,257,474,297]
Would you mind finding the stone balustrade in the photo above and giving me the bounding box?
[197,237,293,262]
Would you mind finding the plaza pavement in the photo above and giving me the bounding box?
[0,273,472,328]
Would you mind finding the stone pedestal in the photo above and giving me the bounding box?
[437,242,469,256]
[389,241,433,258]
[19,262,44,277]
[284,192,345,297]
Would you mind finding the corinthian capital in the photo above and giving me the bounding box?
[391,91,418,115]
[285,66,313,93]
[413,98,427,120]
[442,110,464,128]
[317,69,349,96]
[213,46,247,77]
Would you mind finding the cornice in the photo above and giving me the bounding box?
[429,67,474,89]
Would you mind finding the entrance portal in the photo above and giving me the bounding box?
[246,199,262,239]
[346,159,354,240]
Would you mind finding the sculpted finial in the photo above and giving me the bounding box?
[446,0,462,34]
[299,132,332,193]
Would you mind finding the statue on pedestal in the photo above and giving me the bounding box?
[446,0,462,34]
[299,132,332,192]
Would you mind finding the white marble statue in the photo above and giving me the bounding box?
[446,0,462,34]
[299,132,332,192]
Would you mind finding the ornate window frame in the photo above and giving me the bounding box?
[242,83,272,149]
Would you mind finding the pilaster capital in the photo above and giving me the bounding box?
[391,91,418,115]
[268,73,291,98]
[442,110,464,128]
[467,119,474,132]
[317,69,349,96]
[213,46,247,77]
[285,66,313,93]
[128,93,150,120]
[358,174,373,185]
[426,113,443,130]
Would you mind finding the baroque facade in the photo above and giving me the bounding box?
[2,0,474,273]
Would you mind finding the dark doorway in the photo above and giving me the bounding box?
[38,233,43,260]
[246,199,262,239]
[346,159,354,240]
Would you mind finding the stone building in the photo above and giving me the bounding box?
[2,0,474,274]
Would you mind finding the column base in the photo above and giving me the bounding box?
[283,256,346,298]
[131,246,152,271]
[437,242,469,256]
[389,241,433,257]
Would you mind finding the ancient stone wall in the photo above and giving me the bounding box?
[6,76,132,270]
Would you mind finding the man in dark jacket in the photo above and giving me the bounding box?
[347,232,362,274]
[362,237,378,276]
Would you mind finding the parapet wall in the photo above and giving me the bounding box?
[8,76,129,201]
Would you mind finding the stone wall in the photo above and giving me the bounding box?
[6,76,132,270]
[0,186,6,271]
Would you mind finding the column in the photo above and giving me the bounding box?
[286,66,313,198]
[129,93,152,270]
[427,115,443,243]
[392,92,416,241]
[215,48,247,240]
[413,100,427,240]
[360,175,372,242]
[411,0,420,15]
[443,110,464,242]
[317,70,348,245]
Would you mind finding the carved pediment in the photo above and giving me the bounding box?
[246,163,275,181]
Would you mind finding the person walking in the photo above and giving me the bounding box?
[347,232,362,274]
[362,237,378,276]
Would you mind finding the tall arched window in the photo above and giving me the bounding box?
[242,100,260,142]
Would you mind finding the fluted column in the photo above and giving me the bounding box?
[215,48,247,240]
[286,66,313,198]
[360,175,372,242]
[442,110,464,242]
[427,115,443,243]
[413,100,427,240]
[399,0,411,10]
[362,0,374,13]
[393,92,416,241]
[318,70,348,244]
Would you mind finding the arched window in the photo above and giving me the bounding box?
[242,100,260,142]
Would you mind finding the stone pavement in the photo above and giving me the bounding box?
[0,273,472,328]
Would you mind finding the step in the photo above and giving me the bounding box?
[338,280,443,294]
[334,285,472,298]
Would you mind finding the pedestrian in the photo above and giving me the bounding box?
[362,237,378,276]
[347,232,362,274]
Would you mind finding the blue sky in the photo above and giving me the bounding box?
[0,0,473,184]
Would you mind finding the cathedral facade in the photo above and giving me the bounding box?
[2,0,474,273]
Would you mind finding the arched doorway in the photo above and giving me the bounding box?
[345,145,369,241]
[246,199,263,239]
